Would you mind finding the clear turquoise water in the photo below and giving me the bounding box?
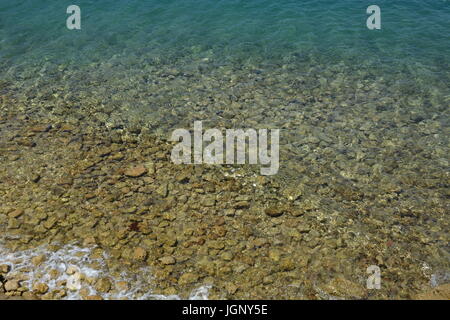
[1,1,449,73]
[0,1,449,299]
[1,1,449,155]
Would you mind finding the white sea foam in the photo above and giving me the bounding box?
[0,243,210,300]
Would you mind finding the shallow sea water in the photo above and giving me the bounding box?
[0,1,449,299]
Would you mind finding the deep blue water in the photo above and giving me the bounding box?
[1,1,449,71]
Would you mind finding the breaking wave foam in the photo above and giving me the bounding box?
[0,243,210,300]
